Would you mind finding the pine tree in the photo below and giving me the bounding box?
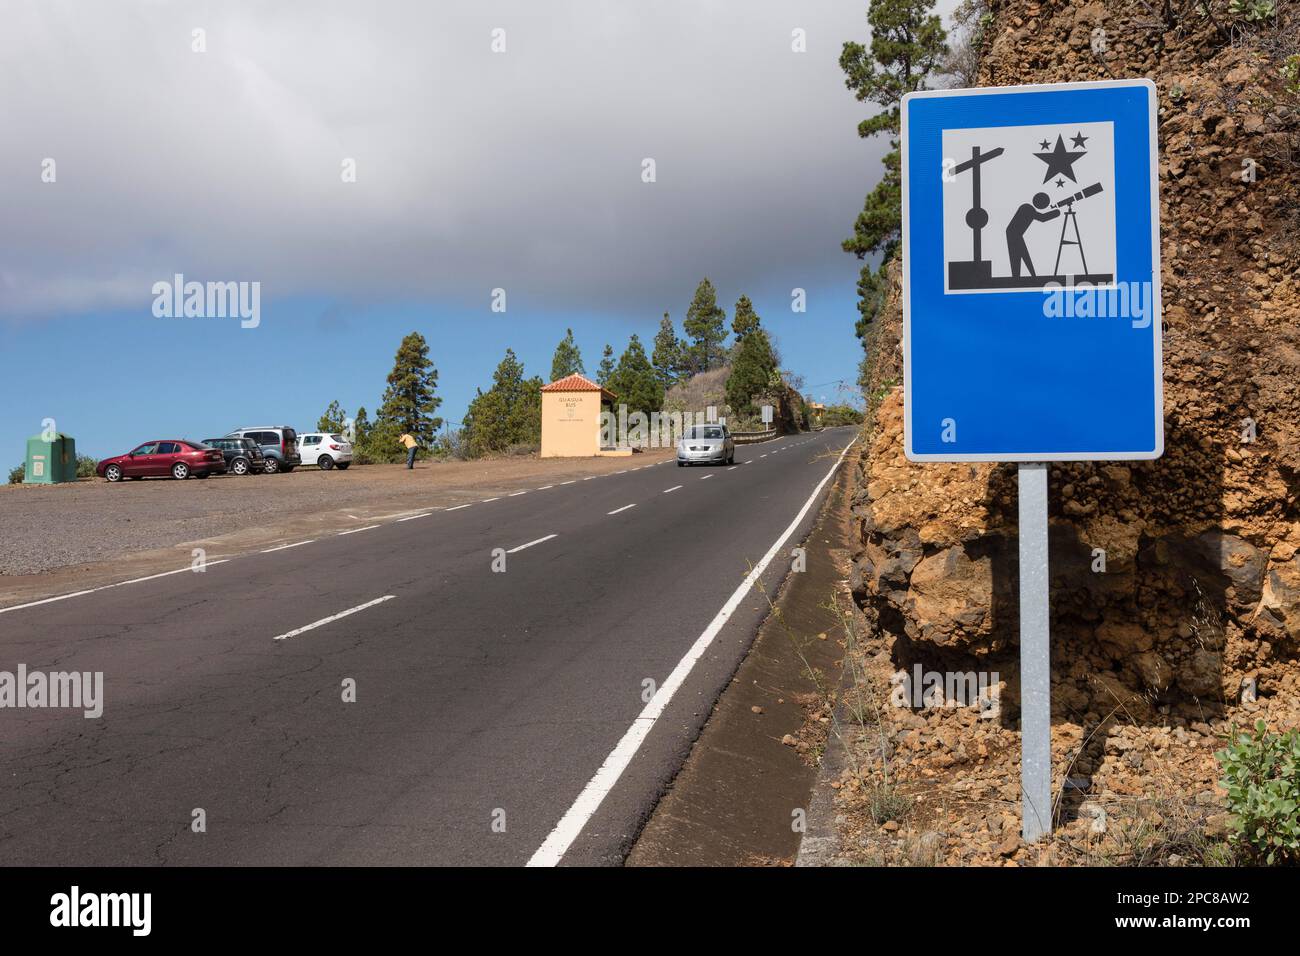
[683,278,727,372]
[726,328,779,417]
[651,313,685,390]
[463,349,543,457]
[597,344,616,386]
[607,334,663,417]
[549,328,585,381]
[375,332,443,458]
[731,295,761,338]
[351,406,376,463]
[841,1,947,330]
[318,400,348,433]
[508,376,544,445]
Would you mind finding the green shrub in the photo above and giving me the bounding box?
[821,404,865,427]
[76,454,98,479]
[8,464,23,485]
[1228,0,1276,22]
[865,783,912,825]
[1283,55,1300,96]
[1216,720,1300,864]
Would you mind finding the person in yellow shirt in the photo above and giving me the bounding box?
[399,432,418,469]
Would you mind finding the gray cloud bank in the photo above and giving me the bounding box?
[0,1,893,320]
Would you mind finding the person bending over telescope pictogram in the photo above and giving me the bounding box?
[1005,192,1060,278]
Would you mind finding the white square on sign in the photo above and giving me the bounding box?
[942,121,1115,293]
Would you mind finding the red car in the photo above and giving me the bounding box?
[97,440,227,482]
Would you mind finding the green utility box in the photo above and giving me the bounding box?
[25,433,77,484]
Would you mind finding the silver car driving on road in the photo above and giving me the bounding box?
[677,424,734,466]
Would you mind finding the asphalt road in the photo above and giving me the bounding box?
[0,427,856,866]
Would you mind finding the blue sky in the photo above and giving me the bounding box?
[2,277,862,460]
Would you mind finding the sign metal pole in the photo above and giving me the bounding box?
[1018,462,1052,842]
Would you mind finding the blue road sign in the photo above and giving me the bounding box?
[902,79,1162,461]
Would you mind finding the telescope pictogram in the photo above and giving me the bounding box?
[947,135,1114,291]
[1052,182,1105,275]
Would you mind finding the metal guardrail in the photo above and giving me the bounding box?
[731,428,778,445]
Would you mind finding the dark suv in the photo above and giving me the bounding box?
[201,437,266,476]
[225,426,302,474]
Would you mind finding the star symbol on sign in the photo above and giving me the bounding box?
[1071,131,1088,148]
[1034,134,1086,184]
[1039,139,1051,150]
[1056,178,1065,188]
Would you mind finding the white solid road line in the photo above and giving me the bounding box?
[506,534,557,554]
[446,504,472,511]
[0,589,98,614]
[119,562,231,585]
[663,485,682,493]
[396,512,434,522]
[368,508,436,521]
[272,595,396,642]
[607,504,636,515]
[0,560,232,616]
[337,525,380,536]
[526,433,859,867]
[262,540,316,553]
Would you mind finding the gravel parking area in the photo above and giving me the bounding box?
[0,452,673,580]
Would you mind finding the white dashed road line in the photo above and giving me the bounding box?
[507,534,557,554]
[509,491,527,497]
[446,504,472,511]
[700,474,714,480]
[273,595,396,642]
[663,485,682,493]
[607,504,636,515]
[482,497,500,502]
[337,525,380,536]
[396,513,434,522]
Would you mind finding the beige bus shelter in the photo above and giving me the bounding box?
[540,373,620,457]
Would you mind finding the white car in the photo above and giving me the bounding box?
[297,432,353,471]
[677,424,734,466]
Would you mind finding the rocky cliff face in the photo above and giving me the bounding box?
[851,0,1300,724]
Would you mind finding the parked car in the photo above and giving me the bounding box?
[677,424,734,466]
[98,440,227,481]
[201,437,266,476]
[296,432,353,470]
[224,426,301,474]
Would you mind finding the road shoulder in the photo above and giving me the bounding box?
[625,454,857,866]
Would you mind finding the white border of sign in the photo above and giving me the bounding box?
[901,78,1163,462]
